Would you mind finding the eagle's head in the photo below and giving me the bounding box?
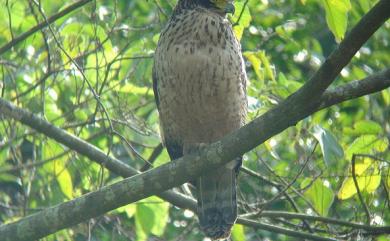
[202,0,235,14]
[178,0,235,14]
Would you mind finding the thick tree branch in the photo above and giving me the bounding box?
[0,67,389,239]
[0,100,197,211]
[0,1,389,240]
[0,0,92,56]
[319,68,390,109]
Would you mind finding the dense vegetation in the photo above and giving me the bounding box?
[0,0,389,240]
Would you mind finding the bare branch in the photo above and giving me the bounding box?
[0,97,197,212]
[0,0,92,56]
[244,211,390,234]
[239,218,338,241]
[319,68,390,109]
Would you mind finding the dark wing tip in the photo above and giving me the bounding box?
[199,207,235,240]
[201,223,233,240]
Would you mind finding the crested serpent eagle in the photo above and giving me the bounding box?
[153,0,247,239]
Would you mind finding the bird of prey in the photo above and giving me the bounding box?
[153,0,247,239]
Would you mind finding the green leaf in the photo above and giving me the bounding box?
[135,216,148,241]
[345,135,388,160]
[0,147,9,166]
[0,1,27,41]
[152,149,170,167]
[135,204,154,241]
[302,179,334,216]
[0,173,17,182]
[338,158,381,200]
[243,51,263,82]
[56,167,73,200]
[42,140,73,199]
[272,72,302,98]
[344,120,383,136]
[312,125,344,166]
[243,50,274,83]
[232,2,252,40]
[382,89,390,105]
[61,22,113,67]
[117,203,137,218]
[114,82,153,96]
[357,0,371,12]
[321,0,351,42]
[135,196,169,240]
[258,51,275,82]
[231,224,246,241]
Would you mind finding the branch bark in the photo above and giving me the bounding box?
[243,211,390,234]
[0,0,389,240]
[238,218,338,241]
[319,68,390,109]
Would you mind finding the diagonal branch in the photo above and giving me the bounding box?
[0,67,389,240]
[0,98,198,211]
[0,1,389,240]
[252,211,390,234]
[238,218,338,241]
[0,0,92,56]
[319,68,390,109]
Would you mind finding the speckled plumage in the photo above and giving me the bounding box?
[153,0,247,239]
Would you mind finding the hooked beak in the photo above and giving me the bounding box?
[224,2,235,14]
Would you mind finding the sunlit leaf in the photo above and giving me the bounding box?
[258,51,275,82]
[135,204,154,241]
[312,125,344,166]
[357,0,371,12]
[57,168,73,199]
[244,51,263,83]
[135,196,169,240]
[321,0,351,42]
[345,135,388,160]
[344,120,383,136]
[244,50,274,84]
[302,178,334,216]
[115,82,153,96]
[386,168,390,199]
[42,140,73,199]
[231,224,246,241]
[382,89,390,105]
[116,202,137,218]
[232,2,252,40]
[338,158,381,200]
[135,215,148,241]
[353,157,373,176]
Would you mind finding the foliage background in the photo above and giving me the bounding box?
[0,0,389,240]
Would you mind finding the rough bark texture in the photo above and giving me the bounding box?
[0,1,389,240]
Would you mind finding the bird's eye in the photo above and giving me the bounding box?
[208,0,235,14]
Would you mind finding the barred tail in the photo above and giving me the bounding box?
[197,165,238,240]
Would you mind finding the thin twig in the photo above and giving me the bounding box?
[351,154,371,224]
[239,218,338,241]
[241,211,390,234]
[233,0,250,26]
